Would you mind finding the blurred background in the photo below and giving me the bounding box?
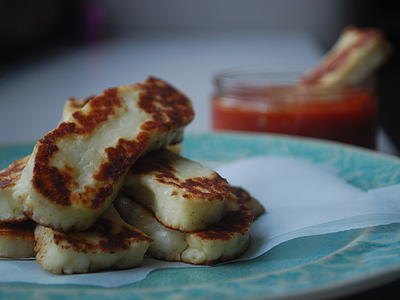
[0,0,399,154]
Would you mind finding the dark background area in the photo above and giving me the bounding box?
[350,0,400,154]
[0,0,90,72]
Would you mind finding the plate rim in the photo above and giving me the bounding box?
[1,132,400,299]
[207,130,400,162]
[1,131,399,163]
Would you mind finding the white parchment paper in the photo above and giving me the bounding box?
[1,156,400,287]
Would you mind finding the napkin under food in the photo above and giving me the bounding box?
[1,156,400,287]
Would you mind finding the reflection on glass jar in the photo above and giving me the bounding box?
[211,69,377,149]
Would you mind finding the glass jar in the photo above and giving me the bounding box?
[211,68,378,149]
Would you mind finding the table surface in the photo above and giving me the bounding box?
[0,32,321,142]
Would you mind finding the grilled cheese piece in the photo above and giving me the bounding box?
[0,157,29,222]
[0,221,35,258]
[14,77,194,232]
[123,150,231,232]
[34,206,152,274]
[226,186,265,219]
[115,195,253,264]
[62,97,182,155]
[300,26,391,87]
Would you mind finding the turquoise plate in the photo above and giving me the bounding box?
[1,132,400,299]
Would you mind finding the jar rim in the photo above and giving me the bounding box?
[214,66,375,93]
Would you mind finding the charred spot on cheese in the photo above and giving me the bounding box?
[53,232,93,252]
[0,220,36,258]
[227,186,265,218]
[0,157,28,189]
[0,221,35,239]
[180,175,230,200]
[90,185,113,209]
[32,164,72,206]
[229,186,251,205]
[139,77,194,131]
[72,88,122,132]
[132,150,176,176]
[194,206,253,241]
[1,157,30,223]
[94,133,150,182]
[61,97,94,122]
[0,179,12,190]
[35,123,75,164]
[51,209,152,253]
[94,219,152,252]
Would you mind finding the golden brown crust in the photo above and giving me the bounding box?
[180,175,231,200]
[89,185,113,209]
[194,205,253,241]
[32,164,73,206]
[72,88,122,132]
[131,150,231,201]
[227,185,265,219]
[228,186,254,206]
[52,217,152,253]
[94,133,150,182]
[31,77,194,211]
[0,221,35,239]
[228,186,248,204]
[138,76,194,131]
[0,157,29,189]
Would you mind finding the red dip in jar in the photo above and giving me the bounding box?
[211,70,377,149]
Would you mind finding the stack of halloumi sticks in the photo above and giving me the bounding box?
[0,77,265,274]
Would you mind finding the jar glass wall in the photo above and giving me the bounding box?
[211,68,378,149]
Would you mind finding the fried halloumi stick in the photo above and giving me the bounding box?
[0,221,35,258]
[14,77,194,232]
[2,98,91,223]
[0,157,29,223]
[123,150,232,232]
[34,205,152,274]
[62,97,183,155]
[115,195,253,264]
[300,26,391,87]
